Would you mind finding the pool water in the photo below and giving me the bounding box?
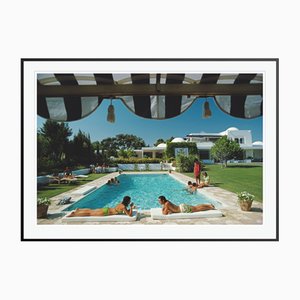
[64,174,219,211]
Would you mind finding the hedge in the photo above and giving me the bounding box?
[114,158,162,164]
[166,142,198,158]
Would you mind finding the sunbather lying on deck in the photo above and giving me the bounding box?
[158,195,215,215]
[60,176,77,183]
[67,196,135,217]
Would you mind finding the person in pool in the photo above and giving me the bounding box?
[185,181,193,191]
[158,195,215,215]
[113,177,120,185]
[188,182,198,194]
[67,196,135,217]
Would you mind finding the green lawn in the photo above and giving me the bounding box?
[183,163,263,202]
[37,173,107,199]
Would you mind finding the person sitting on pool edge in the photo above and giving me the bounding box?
[198,171,210,188]
[158,195,215,215]
[67,196,135,217]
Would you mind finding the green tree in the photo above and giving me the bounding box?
[39,120,72,161]
[92,141,103,163]
[92,141,100,155]
[210,136,243,167]
[118,149,136,158]
[37,132,49,159]
[175,154,198,172]
[166,136,175,143]
[115,134,146,149]
[37,132,53,174]
[154,138,165,146]
[99,134,145,159]
[100,137,118,157]
[71,130,95,164]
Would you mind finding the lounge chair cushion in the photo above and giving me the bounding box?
[62,210,138,222]
[150,208,223,220]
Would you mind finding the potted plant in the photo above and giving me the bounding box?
[37,197,51,218]
[237,191,254,211]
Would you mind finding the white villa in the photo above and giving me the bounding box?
[134,127,263,163]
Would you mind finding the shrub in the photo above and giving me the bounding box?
[237,191,255,202]
[175,154,199,172]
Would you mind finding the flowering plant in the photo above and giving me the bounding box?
[37,197,51,206]
[237,191,255,202]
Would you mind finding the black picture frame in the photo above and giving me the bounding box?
[21,58,279,242]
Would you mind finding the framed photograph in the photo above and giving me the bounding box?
[21,58,278,241]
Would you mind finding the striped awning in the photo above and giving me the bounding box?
[37,73,262,121]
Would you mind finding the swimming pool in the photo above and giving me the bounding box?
[64,174,220,211]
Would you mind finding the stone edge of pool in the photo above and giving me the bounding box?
[40,171,263,225]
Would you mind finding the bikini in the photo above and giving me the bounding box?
[102,207,109,216]
[115,208,124,215]
[102,207,124,216]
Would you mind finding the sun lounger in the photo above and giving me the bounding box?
[62,210,138,222]
[60,177,78,183]
[150,208,223,220]
[46,175,61,184]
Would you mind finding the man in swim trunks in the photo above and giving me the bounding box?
[179,203,193,213]
[158,195,215,215]
[67,196,135,217]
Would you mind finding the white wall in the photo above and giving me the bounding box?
[227,130,252,145]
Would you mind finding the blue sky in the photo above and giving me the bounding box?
[37,97,262,146]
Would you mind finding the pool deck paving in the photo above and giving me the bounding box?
[37,171,263,225]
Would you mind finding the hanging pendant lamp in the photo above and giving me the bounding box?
[107,99,115,123]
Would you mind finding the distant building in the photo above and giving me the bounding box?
[135,127,263,163]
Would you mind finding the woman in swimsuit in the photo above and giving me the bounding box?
[158,195,215,215]
[67,196,135,217]
[198,171,210,188]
